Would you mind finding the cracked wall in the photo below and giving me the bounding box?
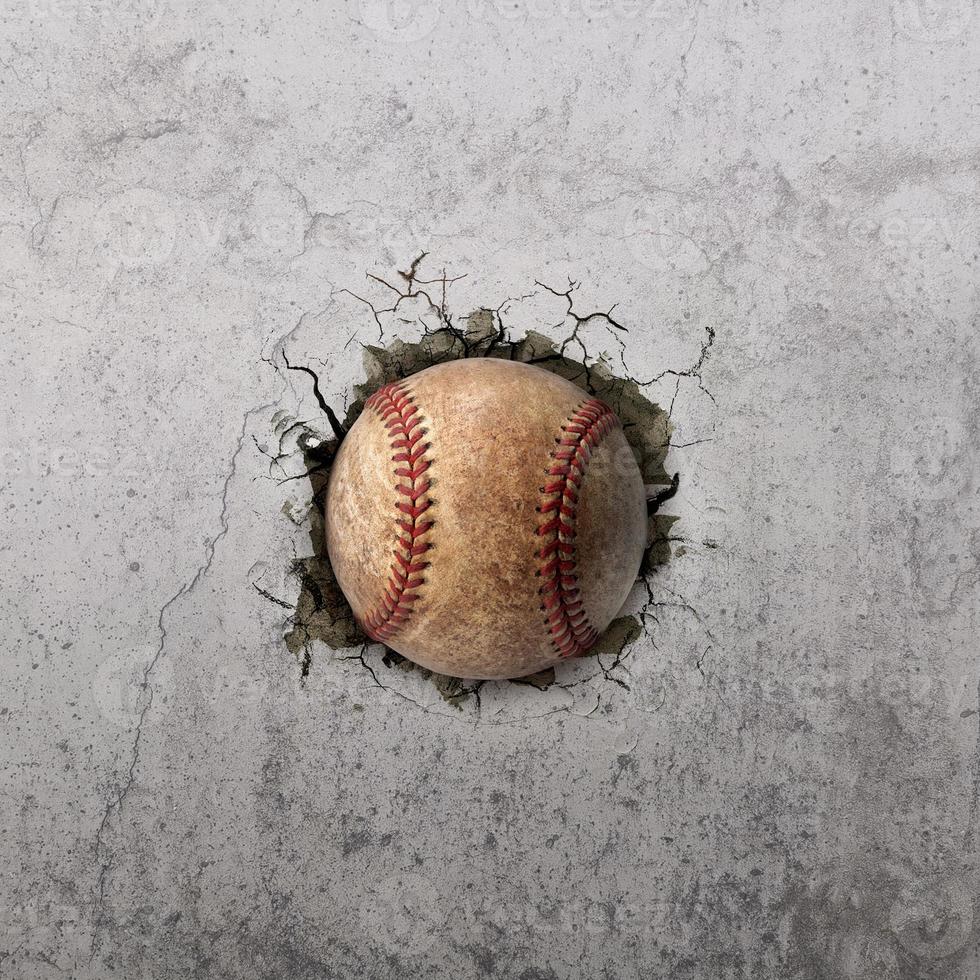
[264,256,683,707]
[1,1,978,979]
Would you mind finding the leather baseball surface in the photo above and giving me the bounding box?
[325,358,647,680]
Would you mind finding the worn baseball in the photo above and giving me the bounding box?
[325,358,647,680]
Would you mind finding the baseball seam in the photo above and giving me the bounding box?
[360,381,434,643]
[536,397,619,658]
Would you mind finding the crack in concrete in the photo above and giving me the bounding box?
[100,118,183,149]
[339,251,468,344]
[252,583,295,610]
[281,352,345,441]
[339,644,485,716]
[532,277,630,391]
[89,400,275,954]
[638,321,717,403]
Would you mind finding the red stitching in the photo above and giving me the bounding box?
[360,381,434,643]
[536,397,619,658]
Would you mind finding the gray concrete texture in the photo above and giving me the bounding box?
[1,0,978,976]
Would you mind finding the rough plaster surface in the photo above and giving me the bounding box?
[1,0,978,977]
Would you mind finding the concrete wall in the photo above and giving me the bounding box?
[1,0,977,977]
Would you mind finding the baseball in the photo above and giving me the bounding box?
[325,358,647,680]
